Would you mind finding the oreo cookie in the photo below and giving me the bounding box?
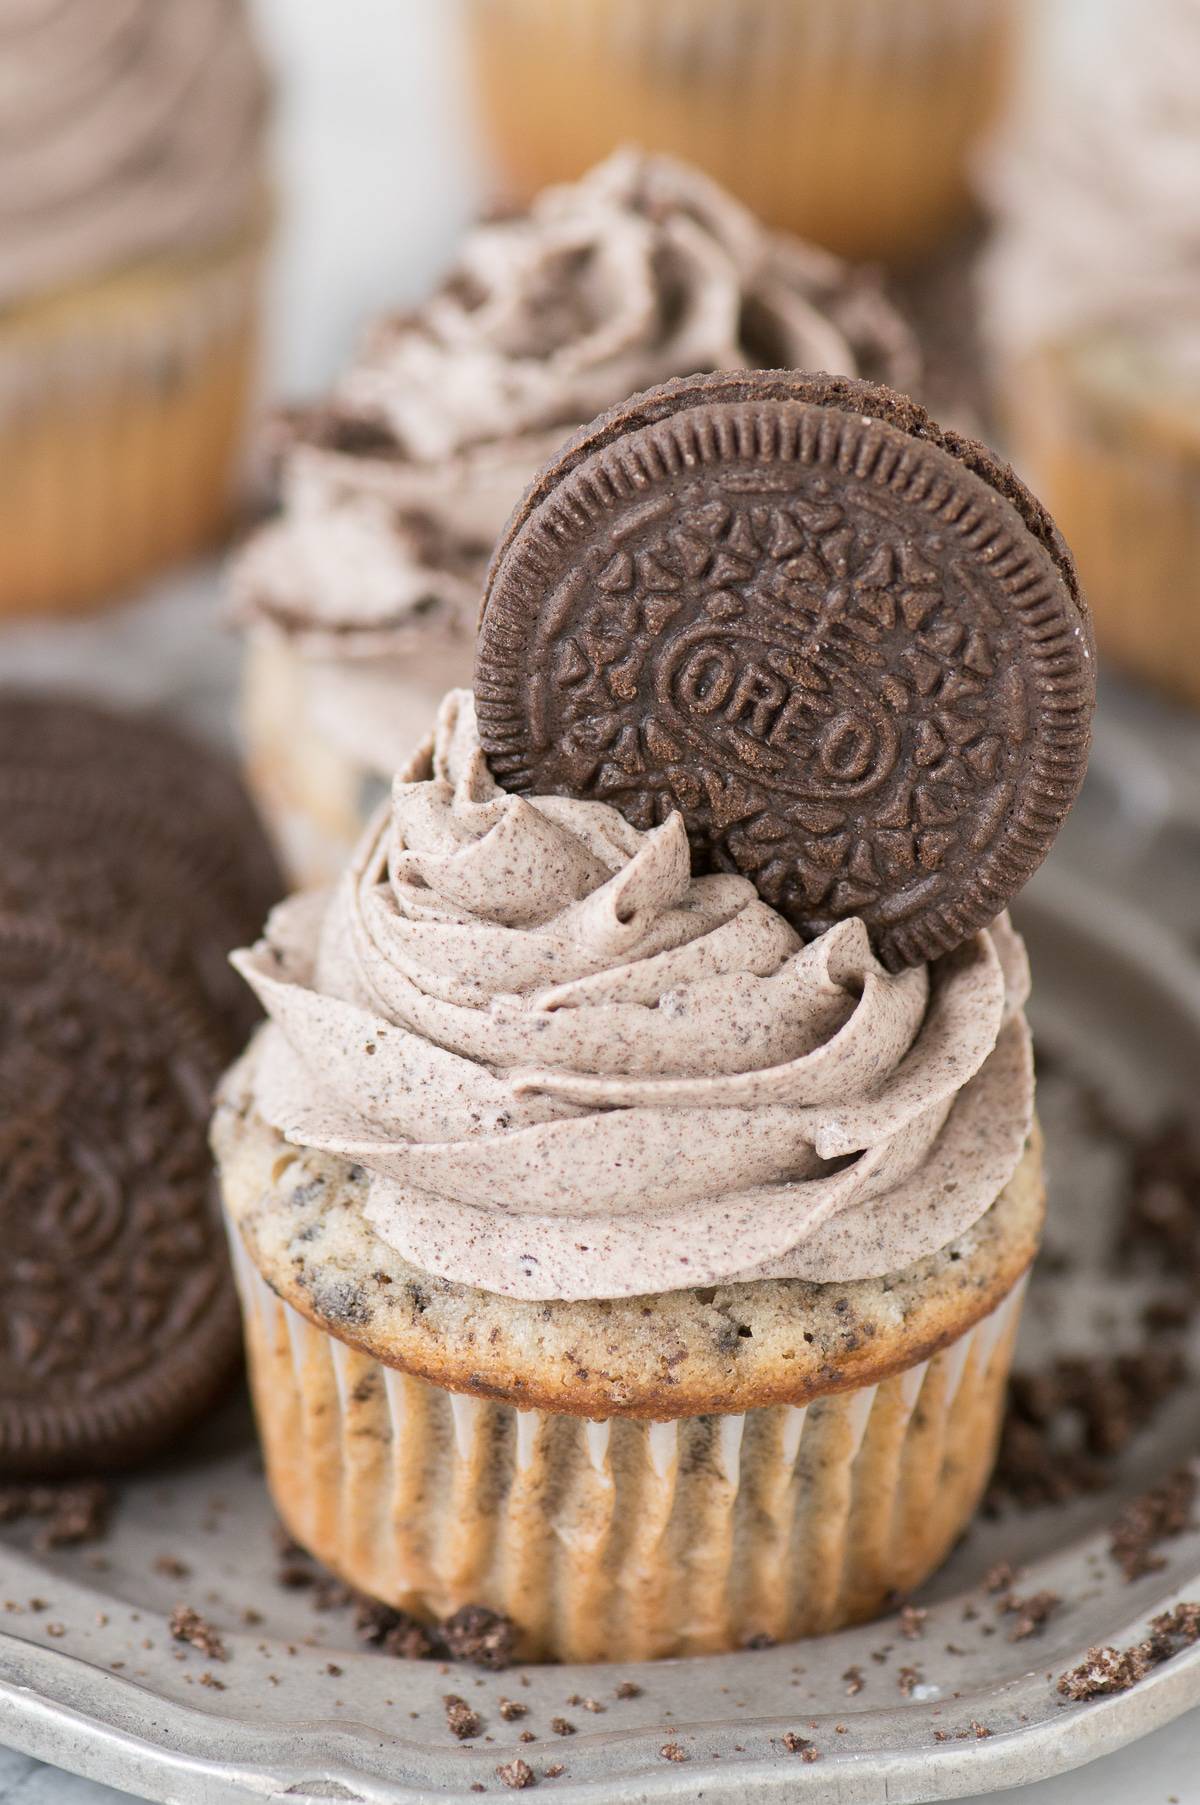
[0,696,283,1048]
[475,372,1094,970]
[0,917,240,1476]
[0,694,283,938]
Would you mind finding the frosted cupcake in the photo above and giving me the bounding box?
[0,0,270,617]
[214,373,1093,1662]
[979,0,1200,708]
[464,0,1019,263]
[229,150,919,885]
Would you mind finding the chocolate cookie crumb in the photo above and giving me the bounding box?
[984,1562,1017,1595]
[444,1694,483,1740]
[1110,1468,1197,1581]
[614,1680,642,1699]
[897,1665,922,1695]
[842,1665,864,1695]
[1058,1601,1200,1701]
[0,1481,112,1547]
[659,1743,687,1762]
[354,1596,437,1660]
[899,1605,927,1639]
[545,1763,565,1777]
[1058,1644,1147,1700]
[442,1604,517,1670]
[550,1718,574,1737]
[168,1607,227,1661]
[498,1698,528,1721]
[780,1732,818,1759]
[154,1555,190,1580]
[999,1589,1060,1641]
[496,1756,535,1788]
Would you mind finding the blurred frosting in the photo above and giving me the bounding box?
[229,150,919,774]
[980,0,1200,363]
[234,691,1034,1304]
[0,0,268,306]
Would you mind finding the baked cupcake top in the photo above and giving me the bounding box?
[234,689,1033,1302]
[980,0,1200,369]
[0,0,268,307]
[229,151,918,707]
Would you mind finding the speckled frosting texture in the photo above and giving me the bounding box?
[980,0,1200,368]
[229,150,919,775]
[0,0,268,307]
[233,691,1034,1304]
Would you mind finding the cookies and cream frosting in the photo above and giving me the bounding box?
[980,0,1200,364]
[234,691,1034,1304]
[0,0,268,308]
[230,150,919,772]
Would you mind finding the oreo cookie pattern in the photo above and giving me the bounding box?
[476,374,1093,970]
[0,918,240,1476]
[0,693,284,938]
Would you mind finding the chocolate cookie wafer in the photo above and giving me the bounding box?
[0,694,283,937]
[0,695,284,1047]
[0,916,240,1476]
[475,372,1094,970]
[0,777,260,1051]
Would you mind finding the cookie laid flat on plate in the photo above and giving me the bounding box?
[0,916,240,1477]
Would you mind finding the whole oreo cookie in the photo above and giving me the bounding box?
[475,373,1094,970]
[0,917,240,1476]
[0,694,283,938]
[0,776,263,1052]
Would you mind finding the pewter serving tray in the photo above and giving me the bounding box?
[1,863,1199,1804]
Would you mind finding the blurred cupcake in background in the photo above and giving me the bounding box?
[0,0,270,618]
[980,0,1200,709]
[464,0,1019,264]
[230,149,920,886]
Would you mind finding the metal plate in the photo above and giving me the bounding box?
[1,863,1199,1803]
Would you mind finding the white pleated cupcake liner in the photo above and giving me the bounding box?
[228,1221,1028,1662]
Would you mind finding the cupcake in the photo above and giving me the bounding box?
[464,0,1018,263]
[0,0,270,617]
[230,149,919,885]
[979,0,1200,709]
[214,373,1094,1662]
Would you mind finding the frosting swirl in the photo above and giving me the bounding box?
[979,0,1200,367]
[229,150,919,764]
[0,0,268,307]
[234,691,1034,1303]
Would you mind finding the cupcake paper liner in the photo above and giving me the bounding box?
[1011,355,1200,711]
[229,1226,1028,1663]
[467,0,1015,260]
[0,223,266,618]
